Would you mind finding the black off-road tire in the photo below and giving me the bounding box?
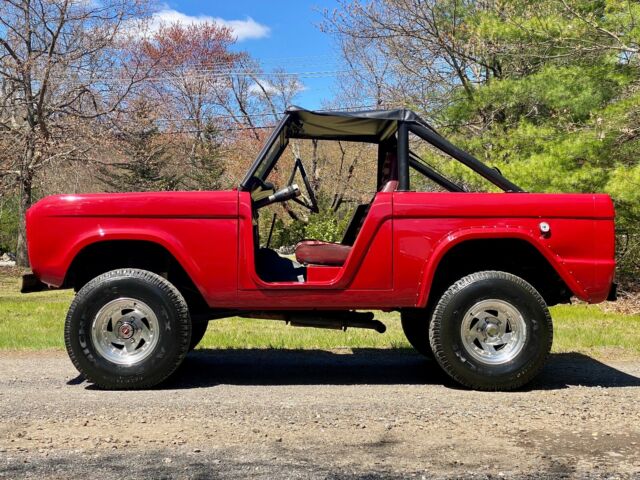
[429,271,552,391]
[64,269,191,389]
[189,321,209,351]
[400,310,434,358]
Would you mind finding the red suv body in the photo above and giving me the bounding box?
[23,107,617,390]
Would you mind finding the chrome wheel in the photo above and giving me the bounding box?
[460,299,527,365]
[91,297,160,366]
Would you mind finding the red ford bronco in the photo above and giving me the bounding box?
[23,107,617,390]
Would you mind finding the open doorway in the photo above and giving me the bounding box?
[251,136,393,283]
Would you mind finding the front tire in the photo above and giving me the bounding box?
[64,269,191,389]
[429,271,552,391]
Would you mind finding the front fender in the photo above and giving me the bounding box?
[35,225,202,290]
[29,215,239,306]
[63,229,198,283]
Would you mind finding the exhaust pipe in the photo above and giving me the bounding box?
[239,311,386,333]
[287,311,386,333]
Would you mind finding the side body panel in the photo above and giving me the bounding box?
[26,191,239,305]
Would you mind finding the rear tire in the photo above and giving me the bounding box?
[64,268,191,389]
[429,271,552,391]
[401,310,434,358]
[189,321,209,351]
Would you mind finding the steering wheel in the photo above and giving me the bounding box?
[288,158,319,213]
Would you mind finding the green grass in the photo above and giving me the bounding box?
[199,311,409,350]
[551,304,640,358]
[1,272,639,359]
[0,274,74,350]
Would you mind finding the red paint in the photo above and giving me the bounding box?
[306,266,342,283]
[26,189,615,309]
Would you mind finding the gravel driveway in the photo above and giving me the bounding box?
[1,349,639,479]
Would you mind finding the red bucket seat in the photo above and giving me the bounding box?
[294,180,397,266]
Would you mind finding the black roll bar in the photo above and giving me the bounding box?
[397,122,409,191]
[409,153,465,192]
[407,122,524,192]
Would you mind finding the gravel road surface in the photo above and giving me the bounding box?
[1,349,639,479]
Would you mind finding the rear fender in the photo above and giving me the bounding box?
[416,227,590,307]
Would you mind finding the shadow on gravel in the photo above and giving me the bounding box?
[528,352,640,390]
[157,349,640,391]
[162,348,451,389]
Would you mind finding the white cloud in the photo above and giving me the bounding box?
[249,79,307,96]
[248,80,279,95]
[149,7,270,41]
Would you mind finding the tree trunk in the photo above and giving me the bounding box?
[16,174,32,267]
[16,141,34,268]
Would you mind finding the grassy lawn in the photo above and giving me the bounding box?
[1,272,639,359]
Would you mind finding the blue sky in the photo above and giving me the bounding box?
[156,1,342,109]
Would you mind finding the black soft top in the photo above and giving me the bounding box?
[285,106,436,142]
[241,106,523,193]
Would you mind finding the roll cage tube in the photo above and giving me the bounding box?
[409,152,465,192]
[404,122,524,193]
[397,122,409,191]
[242,113,523,193]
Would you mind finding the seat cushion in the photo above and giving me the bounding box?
[295,240,352,266]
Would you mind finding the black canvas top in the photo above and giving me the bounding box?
[240,105,523,192]
[285,106,435,142]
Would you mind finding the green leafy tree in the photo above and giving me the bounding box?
[99,101,179,192]
[445,1,640,281]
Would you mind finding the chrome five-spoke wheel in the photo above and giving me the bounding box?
[91,297,160,366]
[460,299,527,365]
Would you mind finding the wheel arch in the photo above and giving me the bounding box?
[62,238,209,314]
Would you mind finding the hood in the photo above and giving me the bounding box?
[28,190,239,219]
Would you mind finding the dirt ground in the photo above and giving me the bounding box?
[0,349,639,479]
